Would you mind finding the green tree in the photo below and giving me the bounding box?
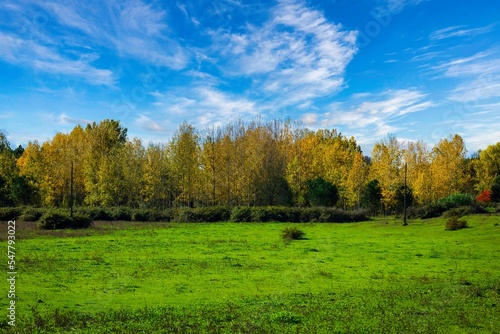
[361,180,382,214]
[306,177,339,207]
[491,175,500,203]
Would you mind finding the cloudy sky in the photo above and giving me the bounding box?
[0,0,499,154]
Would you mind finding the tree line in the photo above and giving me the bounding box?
[1,118,499,211]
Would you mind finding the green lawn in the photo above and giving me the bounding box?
[2,215,500,333]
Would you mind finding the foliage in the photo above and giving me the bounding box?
[361,179,382,214]
[306,177,339,207]
[0,207,22,221]
[37,210,73,229]
[19,207,45,221]
[37,210,92,229]
[437,193,473,208]
[475,190,492,204]
[443,206,474,218]
[106,207,132,221]
[229,206,253,222]
[491,175,500,202]
[282,226,305,241]
[474,142,500,192]
[395,184,414,213]
[5,120,500,211]
[445,216,469,230]
[174,206,231,223]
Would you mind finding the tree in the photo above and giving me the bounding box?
[491,176,500,203]
[475,142,500,192]
[370,134,402,212]
[170,122,200,207]
[306,177,339,207]
[361,180,382,214]
[430,134,468,199]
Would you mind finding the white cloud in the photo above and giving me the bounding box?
[315,89,434,145]
[428,49,500,102]
[5,0,188,70]
[152,86,259,128]
[58,113,92,125]
[430,24,495,41]
[210,0,358,105]
[135,114,165,132]
[379,0,425,14]
[0,32,115,86]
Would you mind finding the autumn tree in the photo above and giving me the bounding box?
[169,122,200,207]
[142,143,172,209]
[474,142,500,192]
[370,134,403,212]
[430,134,468,199]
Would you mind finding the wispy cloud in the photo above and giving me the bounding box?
[430,24,495,41]
[1,0,189,79]
[135,114,166,132]
[378,0,426,14]
[305,89,434,145]
[152,86,259,128]
[58,113,92,125]
[427,49,500,102]
[0,32,115,85]
[210,0,358,105]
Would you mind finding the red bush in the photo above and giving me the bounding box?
[476,190,492,204]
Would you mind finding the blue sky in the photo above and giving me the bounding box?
[0,0,499,155]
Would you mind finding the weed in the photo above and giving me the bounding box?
[445,216,469,230]
[282,226,305,241]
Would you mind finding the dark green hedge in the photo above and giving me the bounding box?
[1,205,369,226]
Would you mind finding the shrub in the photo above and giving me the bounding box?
[38,210,73,229]
[438,193,473,209]
[407,202,448,219]
[107,207,132,221]
[71,213,93,229]
[251,207,300,222]
[230,207,253,222]
[19,207,45,221]
[38,210,92,229]
[0,207,22,221]
[76,207,112,221]
[282,226,305,241]
[443,206,470,218]
[476,190,492,204]
[445,216,469,231]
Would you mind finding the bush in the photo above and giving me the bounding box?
[302,207,368,223]
[0,207,23,221]
[251,207,300,223]
[407,202,448,219]
[38,210,92,229]
[173,207,231,223]
[445,216,469,231]
[443,206,471,218]
[438,193,473,209]
[38,210,73,229]
[282,226,305,241]
[230,207,253,222]
[76,207,112,221]
[72,213,93,229]
[19,207,45,221]
[476,190,492,205]
[107,207,132,221]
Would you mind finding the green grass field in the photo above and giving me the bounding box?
[2,215,500,333]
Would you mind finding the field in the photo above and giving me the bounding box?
[2,215,500,333]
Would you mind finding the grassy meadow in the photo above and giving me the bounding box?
[2,215,500,333]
